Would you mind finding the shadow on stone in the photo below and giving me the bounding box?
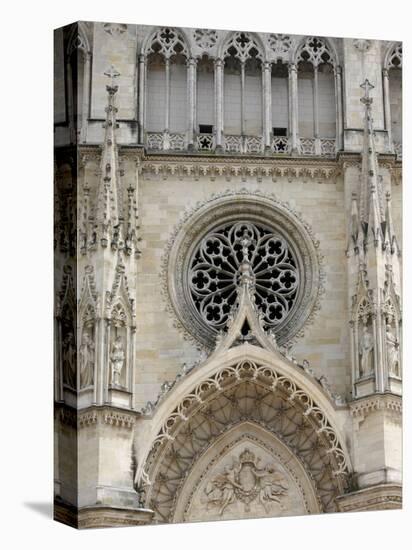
[24,501,53,518]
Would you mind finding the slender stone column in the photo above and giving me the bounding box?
[313,65,320,154]
[104,321,111,403]
[382,68,393,151]
[187,57,197,149]
[289,63,299,153]
[92,320,98,404]
[214,58,224,150]
[240,61,246,138]
[334,65,343,151]
[66,59,75,143]
[263,62,272,152]
[138,54,146,145]
[80,51,91,143]
[164,58,171,149]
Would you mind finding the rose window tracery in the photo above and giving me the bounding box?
[166,193,322,349]
[189,221,299,333]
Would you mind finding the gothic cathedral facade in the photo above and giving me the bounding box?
[54,22,402,528]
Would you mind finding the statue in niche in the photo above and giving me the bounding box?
[359,322,374,377]
[62,330,76,389]
[110,335,125,386]
[385,321,400,377]
[79,330,95,388]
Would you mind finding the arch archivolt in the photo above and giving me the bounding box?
[136,347,351,523]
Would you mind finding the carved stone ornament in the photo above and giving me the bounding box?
[103,22,128,36]
[204,448,288,515]
[146,27,188,59]
[223,32,263,63]
[194,28,218,50]
[163,190,324,349]
[387,42,402,69]
[297,36,335,67]
[268,34,292,57]
[353,39,372,52]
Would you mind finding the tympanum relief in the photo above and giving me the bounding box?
[204,448,288,515]
[183,442,309,522]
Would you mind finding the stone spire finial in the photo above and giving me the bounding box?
[360,78,374,105]
[359,79,384,247]
[95,68,122,247]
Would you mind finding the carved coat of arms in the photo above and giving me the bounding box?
[204,448,288,515]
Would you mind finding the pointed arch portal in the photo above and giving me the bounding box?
[137,348,351,523]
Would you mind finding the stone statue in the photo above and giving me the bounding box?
[205,463,242,515]
[386,322,400,377]
[253,466,288,513]
[110,335,125,386]
[79,331,95,388]
[359,323,374,377]
[62,331,76,389]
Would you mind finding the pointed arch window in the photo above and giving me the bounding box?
[145,28,189,150]
[296,37,338,156]
[196,54,215,150]
[66,24,91,143]
[222,33,264,153]
[383,43,402,157]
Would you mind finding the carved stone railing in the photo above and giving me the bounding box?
[224,135,264,154]
[167,133,186,151]
[393,141,402,159]
[196,133,215,151]
[271,136,290,154]
[244,135,263,154]
[224,134,243,153]
[320,138,336,156]
[299,137,316,156]
[299,137,336,157]
[146,132,164,151]
[146,131,186,151]
[146,132,336,157]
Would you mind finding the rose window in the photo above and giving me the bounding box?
[189,221,299,332]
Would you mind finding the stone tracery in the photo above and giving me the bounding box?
[146,27,189,59]
[165,191,323,349]
[189,221,299,332]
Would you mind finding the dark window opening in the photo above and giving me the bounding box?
[199,124,213,134]
[273,127,287,137]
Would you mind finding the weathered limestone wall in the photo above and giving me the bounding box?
[133,172,349,408]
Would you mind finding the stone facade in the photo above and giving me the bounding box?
[53,21,402,528]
